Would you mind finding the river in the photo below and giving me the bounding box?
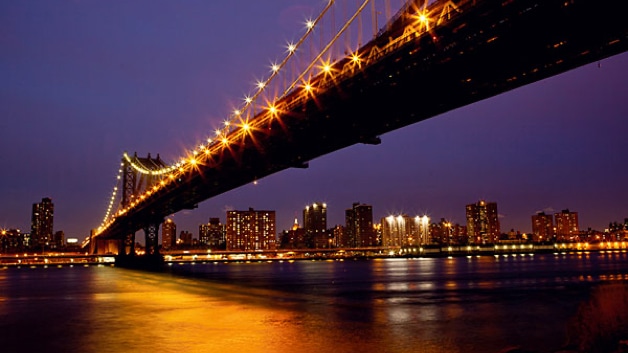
[1,251,627,353]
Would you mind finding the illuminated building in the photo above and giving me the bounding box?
[345,202,376,247]
[531,212,554,242]
[437,218,454,245]
[381,215,429,247]
[30,197,54,249]
[199,217,225,249]
[0,229,25,252]
[226,208,276,251]
[465,200,500,244]
[162,219,176,250]
[555,209,579,241]
[332,225,345,248]
[303,202,327,248]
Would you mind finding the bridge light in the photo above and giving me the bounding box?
[268,105,277,115]
[215,129,222,136]
[207,138,212,143]
[304,83,312,92]
[189,158,197,165]
[257,81,266,89]
[414,10,431,32]
[222,137,229,145]
[233,109,240,116]
[245,96,253,104]
[271,63,280,73]
[306,20,315,30]
[287,43,296,53]
[224,120,230,127]
[351,54,360,63]
[242,123,250,131]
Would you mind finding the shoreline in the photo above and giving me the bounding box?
[1,245,626,268]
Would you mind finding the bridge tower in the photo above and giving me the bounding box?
[120,152,167,256]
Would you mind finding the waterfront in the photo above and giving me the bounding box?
[1,252,627,353]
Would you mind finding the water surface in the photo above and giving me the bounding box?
[1,251,627,353]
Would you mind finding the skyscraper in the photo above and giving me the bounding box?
[226,208,276,251]
[162,219,176,250]
[31,197,54,249]
[303,202,327,248]
[465,200,500,244]
[554,209,579,241]
[345,202,376,247]
[531,212,554,242]
[199,217,225,249]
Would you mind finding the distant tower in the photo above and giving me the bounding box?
[226,208,276,251]
[31,197,54,249]
[554,209,579,241]
[199,218,225,249]
[279,218,305,249]
[292,218,299,231]
[465,200,500,244]
[531,212,554,242]
[303,202,327,248]
[162,219,176,250]
[345,202,376,247]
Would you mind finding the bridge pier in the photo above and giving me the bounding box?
[114,221,163,269]
[124,233,135,256]
[143,219,161,256]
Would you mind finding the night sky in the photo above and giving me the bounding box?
[1,0,627,241]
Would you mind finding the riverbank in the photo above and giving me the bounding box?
[1,242,625,268]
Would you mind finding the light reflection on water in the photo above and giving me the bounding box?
[1,252,627,353]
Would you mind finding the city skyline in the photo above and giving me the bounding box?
[1,194,623,238]
[1,1,627,240]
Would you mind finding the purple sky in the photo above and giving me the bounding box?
[1,1,627,240]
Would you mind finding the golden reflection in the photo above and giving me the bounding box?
[80,268,321,353]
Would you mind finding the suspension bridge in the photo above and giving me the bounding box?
[87,0,628,260]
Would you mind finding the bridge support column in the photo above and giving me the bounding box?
[124,233,136,256]
[143,220,162,256]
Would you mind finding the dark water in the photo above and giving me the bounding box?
[1,251,627,353]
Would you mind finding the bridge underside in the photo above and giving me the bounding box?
[95,0,627,249]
